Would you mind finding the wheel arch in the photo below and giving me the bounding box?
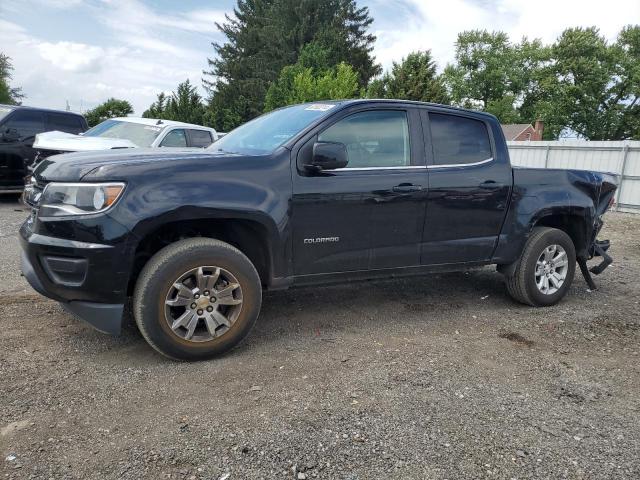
[497,209,589,277]
[127,213,277,295]
[531,212,589,258]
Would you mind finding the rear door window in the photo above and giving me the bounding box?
[4,110,45,139]
[160,129,187,147]
[45,113,85,134]
[429,113,492,166]
[188,129,213,148]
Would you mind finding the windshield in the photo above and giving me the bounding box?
[210,103,339,155]
[0,106,14,122]
[83,119,162,147]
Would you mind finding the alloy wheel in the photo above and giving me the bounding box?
[534,244,569,295]
[164,266,243,342]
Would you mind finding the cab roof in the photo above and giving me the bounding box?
[0,104,85,118]
[336,99,498,120]
[108,117,216,131]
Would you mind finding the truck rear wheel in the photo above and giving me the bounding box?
[133,238,262,360]
[505,227,576,307]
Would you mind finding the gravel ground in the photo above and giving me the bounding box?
[1,195,639,479]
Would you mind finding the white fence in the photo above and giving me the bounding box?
[507,140,640,213]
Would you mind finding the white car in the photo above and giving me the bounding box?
[32,117,218,158]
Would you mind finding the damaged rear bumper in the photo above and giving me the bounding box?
[588,239,612,275]
[578,238,613,290]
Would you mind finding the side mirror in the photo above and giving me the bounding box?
[307,141,348,171]
[2,128,20,143]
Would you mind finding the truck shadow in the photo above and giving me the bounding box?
[57,267,549,361]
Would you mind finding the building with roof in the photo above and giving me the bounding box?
[501,120,544,141]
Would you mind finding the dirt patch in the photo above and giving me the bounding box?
[499,331,535,347]
[1,206,639,479]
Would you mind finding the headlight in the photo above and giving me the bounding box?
[39,182,125,217]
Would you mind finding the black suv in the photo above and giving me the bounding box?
[20,100,616,361]
[0,105,87,192]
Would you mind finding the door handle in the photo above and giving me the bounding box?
[392,184,423,193]
[479,180,504,190]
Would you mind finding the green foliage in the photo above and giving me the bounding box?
[264,62,359,111]
[143,80,206,125]
[264,43,359,111]
[442,26,640,140]
[204,0,380,129]
[142,92,167,119]
[534,26,640,140]
[443,30,549,124]
[84,98,133,127]
[365,51,449,104]
[0,53,24,105]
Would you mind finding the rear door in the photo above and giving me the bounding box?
[291,106,428,275]
[420,110,511,264]
[187,129,214,148]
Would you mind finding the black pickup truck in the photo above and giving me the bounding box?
[20,100,617,360]
[0,105,88,192]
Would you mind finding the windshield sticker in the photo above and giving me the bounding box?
[144,126,161,132]
[304,103,335,112]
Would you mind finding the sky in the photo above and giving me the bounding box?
[1,0,638,115]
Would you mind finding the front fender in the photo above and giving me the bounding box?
[93,151,293,282]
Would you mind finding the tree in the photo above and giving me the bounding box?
[84,98,133,127]
[142,92,167,119]
[535,26,640,140]
[443,31,548,124]
[264,42,359,111]
[365,50,449,104]
[0,53,24,105]
[204,0,380,130]
[143,80,206,125]
[264,61,359,111]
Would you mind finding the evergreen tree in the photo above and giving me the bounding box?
[0,53,24,105]
[142,80,206,125]
[142,92,167,119]
[204,0,379,129]
[365,51,449,104]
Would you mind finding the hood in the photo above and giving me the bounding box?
[33,148,235,182]
[33,130,138,151]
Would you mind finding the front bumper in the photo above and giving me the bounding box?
[21,251,124,334]
[19,214,135,335]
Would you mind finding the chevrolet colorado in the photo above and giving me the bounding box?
[20,100,617,360]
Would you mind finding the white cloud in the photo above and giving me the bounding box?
[98,0,227,37]
[36,41,105,72]
[371,0,640,71]
[2,0,638,120]
[0,1,220,115]
[35,0,83,7]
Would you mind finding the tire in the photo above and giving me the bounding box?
[505,227,576,307]
[133,238,262,361]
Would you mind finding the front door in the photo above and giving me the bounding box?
[0,110,44,189]
[292,107,428,276]
[420,110,512,265]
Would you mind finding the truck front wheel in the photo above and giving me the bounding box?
[505,227,576,307]
[133,238,262,360]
